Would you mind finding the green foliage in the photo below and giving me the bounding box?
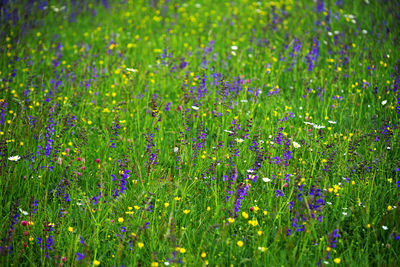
[0,0,399,266]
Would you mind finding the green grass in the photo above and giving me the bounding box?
[0,0,399,266]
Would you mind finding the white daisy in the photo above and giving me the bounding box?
[292,141,301,148]
[8,155,21,161]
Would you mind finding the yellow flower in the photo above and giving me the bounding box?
[228,217,235,223]
[68,226,74,232]
[334,258,341,264]
[207,206,211,211]
[138,242,144,248]
[201,252,207,258]
[183,209,190,214]
[257,230,263,236]
[134,205,140,210]
[118,217,124,223]
[151,262,159,267]
[164,203,169,208]
[237,240,244,247]
[248,220,258,227]
[93,260,100,266]
[242,212,249,219]
[387,205,393,211]
[180,248,186,253]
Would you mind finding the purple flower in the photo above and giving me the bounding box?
[76,252,85,261]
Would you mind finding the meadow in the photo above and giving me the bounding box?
[0,0,399,266]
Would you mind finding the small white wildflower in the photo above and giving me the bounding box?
[231,51,236,56]
[292,141,301,148]
[262,177,271,183]
[195,3,201,8]
[236,138,244,143]
[328,120,337,124]
[8,155,21,161]
[382,225,388,230]
[381,100,387,106]
[327,202,332,205]
[362,29,368,34]
[247,169,254,173]
[231,45,238,50]
[164,261,170,266]
[240,100,248,103]
[173,147,179,153]
[191,105,199,110]
[19,208,29,216]
[126,68,137,73]
[224,130,233,134]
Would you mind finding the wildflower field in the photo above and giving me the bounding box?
[1,0,400,266]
